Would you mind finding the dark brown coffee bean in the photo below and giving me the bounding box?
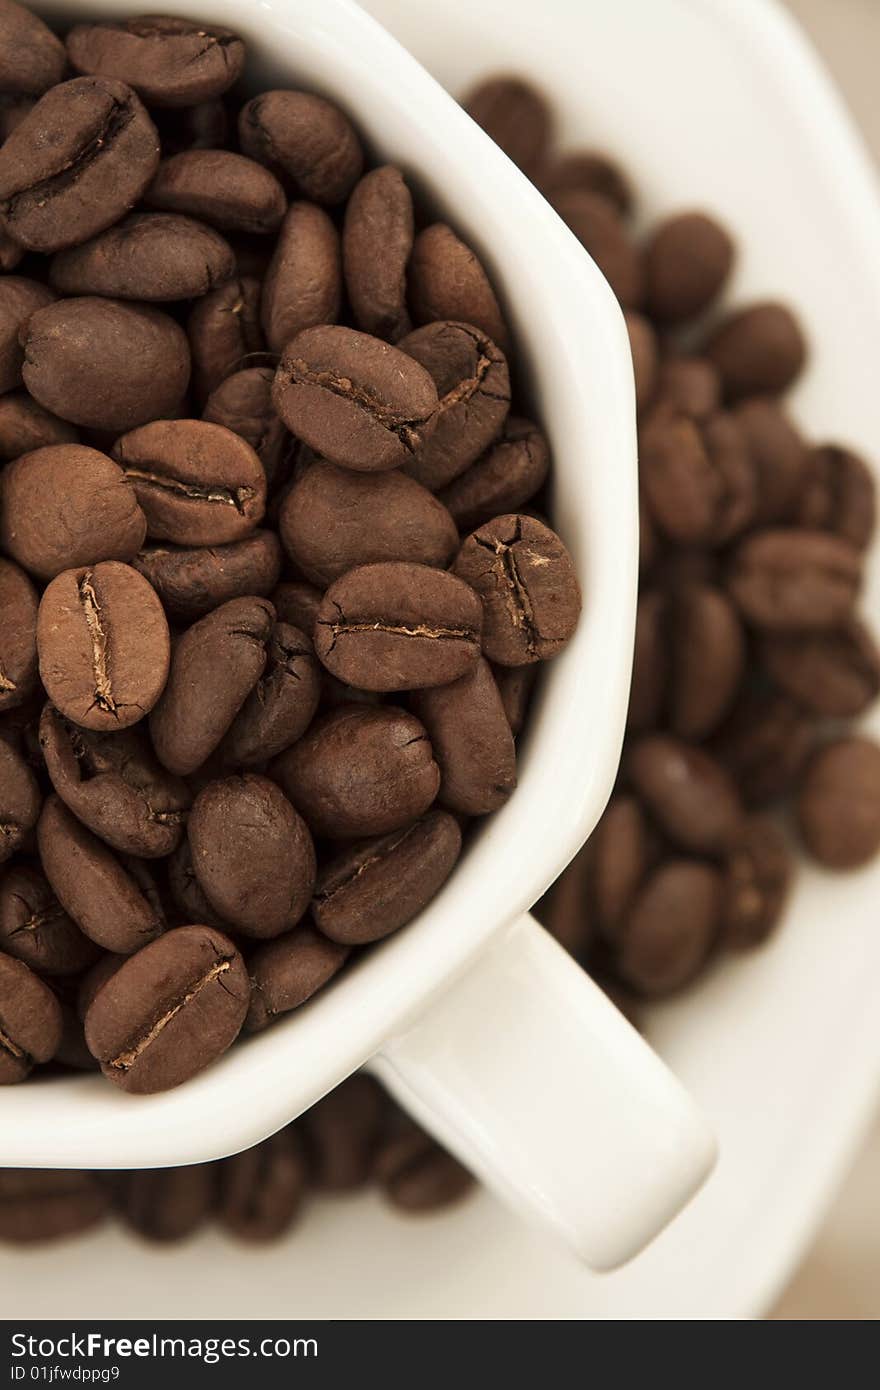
[37,794,164,954]
[84,923,249,1093]
[0,729,40,862]
[37,561,170,732]
[166,838,226,930]
[151,98,227,155]
[668,584,745,740]
[398,321,510,490]
[408,223,509,351]
[272,325,439,473]
[761,619,880,717]
[722,816,792,949]
[280,460,458,587]
[313,810,462,945]
[274,705,439,840]
[0,864,97,975]
[0,557,37,712]
[0,92,35,141]
[113,419,266,546]
[39,704,191,858]
[616,860,720,997]
[187,275,264,403]
[797,737,880,870]
[271,581,322,635]
[0,949,61,1082]
[22,297,190,432]
[0,391,78,460]
[146,149,286,234]
[704,302,807,401]
[0,77,160,253]
[701,411,756,543]
[654,356,720,421]
[374,1122,473,1212]
[537,149,633,216]
[437,417,550,532]
[464,75,551,173]
[220,623,321,765]
[1,445,146,581]
[0,1170,108,1242]
[453,514,581,665]
[550,189,643,308]
[0,222,23,270]
[218,1131,307,1241]
[726,529,861,631]
[49,213,235,301]
[0,0,66,96]
[343,165,413,342]
[796,443,876,549]
[133,531,282,623]
[627,734,744,855]
[411,659,516,815]
[644,211,734,323]
[533,839,594,960]
[301,1074,385,1191]
[733,397,806,525]
[640,409,754,547]
[627,590,667,733]
[624,310,658,413]
[713,689,816,809]
[238,90,363,206]
[203,368,290,490]
[149,596,274,776]
[314,561,482,692]
[592,794,655,942]
[66,17,244,108]
[261,201,341,355]
[246,924,349,1032]
[492,661,537,737]
[54,1004,99,1072]
[121,1164,215,1243]
[0,276,55,392]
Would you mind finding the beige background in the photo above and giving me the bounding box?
[771,0,879,1321]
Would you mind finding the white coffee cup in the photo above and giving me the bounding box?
[7,0,716,1269]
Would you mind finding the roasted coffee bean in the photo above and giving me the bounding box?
[628,590,667,733]
[704,301,807,401]
[37,794,164,953]
[374,1122,473,1212]
[121,1164,215,1243]
[0,444,146,581]
[0,92,35,143]
[21,297,190,432]
[343,165,413,341]
[83,924,249,1093]
[726,529,861,631]
[0,557,38,712]
[0,77,160,253]
[202,368,289,490]
[0,949,62,1082]
[0,735,40,863]
[113,419,266,546]
[398,320,510,490]
[797,736,880,870]
[313,810,462,945]
[644,211,734,323]
[627,734,744,855]
[532,838,594,960]
[733,397,806,525]
[668,584,745,740]
[616,860,720,996]
[761,619,880,717]
[796,443,876,549]
[271,581,322,635]
[438,417,550,532]
[0,863,98,975]
[625,310,658,413]
[464,75,551,174]
[238,90,363,206]
[66,17,244,108]
[0,1170,107,1243]
[133,531,282,623]
[453,514,581,665]
[713,688,816,809]
[39,704,191,858]
[0,223,23,271]
[146,148,286,235]
[54,1005,99,1071]
[301,1074,385,1191]
[0,276,55,392]
[149,597,273,776]
[220,623,321,764]
[408,223,509,351]
[654,356,720,421]
[591,794,655,942]
[37,561,170,732]
[492,661,537,738]
[640,409,754,547]
[700,411,756,543]
[167,838,226,931]
[537,148,633,216]
[274,705,439,840]
[189,774,315,939]
[314,561,482,692]
[411,659,516,816]
[272,324,439,474]
[151,98,228,156]
[246,924,349,1032]
[0,0,66,96]
[49,213,235,301]
[218,1131,307,1241]
[0,391,78,460]
[187,275,264,403]
[280,461,458,587]
[551,189,643,308]
[261,201,341,355]
[722,816,792,949]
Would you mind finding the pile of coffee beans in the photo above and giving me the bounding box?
[0,5,583,1096]
[0,1075,473,1245]
[462,74,880,998]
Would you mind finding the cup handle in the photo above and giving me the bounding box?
[368,912,716,1269]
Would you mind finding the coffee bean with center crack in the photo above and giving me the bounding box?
[343,165,413,342]
[261,202,342,355]
[187,275,263,404]
[219,622,321,765]
[0,736,40,863]
[238,90,363,206]
[49,213,235,302]
[726,529,862,631]
[0,1170,108,1241]
[0,952,62,1083]
[144,149,286,235]
[733,397,806,526]
[0,0,66,97]
[796,443,876,549]
[760,618,880,718]
[437,417,550,531]
[120,1165,215,1243]
[133,531,282,624]
[408,223,509,351]
[712,688,817,809]
[411,659,516,815]
[65,17,245,108]
[0,864,97,975]
[0,558,38,712]
[245,925,350,1032]
[218,1131,307,1241]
